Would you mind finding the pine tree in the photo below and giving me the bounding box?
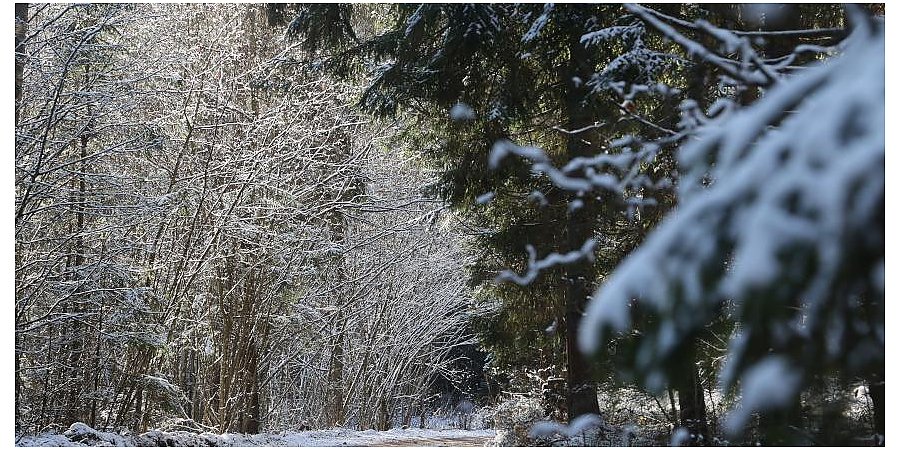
[578,4,882,445]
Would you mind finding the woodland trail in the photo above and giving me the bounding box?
[15,426,497,447]
[360,431,494,447]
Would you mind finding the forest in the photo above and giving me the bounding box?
[13,3,884,447]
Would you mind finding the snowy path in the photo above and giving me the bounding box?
[16,424,497,447]
[355,430,494,447]
[272,428,496,447]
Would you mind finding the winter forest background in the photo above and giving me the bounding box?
[13,3,885,447]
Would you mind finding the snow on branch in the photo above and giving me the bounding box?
[529,414,605,439]
[496,239,597,286]
[488,139,549,169]
[629,3,847,39]
[723,356,803,434]
[489,138,667,197]
[624,3,780,87]
[579,17,884,425]
[522,3,554,43]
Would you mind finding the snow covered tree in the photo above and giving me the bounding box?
[16,3,474,435]
[15,3,169,431]
[576,6,884,444]
[482,3,874,444]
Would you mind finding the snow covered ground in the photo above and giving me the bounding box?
[16,423,496,447]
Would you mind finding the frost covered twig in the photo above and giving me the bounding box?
[489,138,669,199]
[624,3,781,87]
[496,239,597,286]
[629,4,846,39]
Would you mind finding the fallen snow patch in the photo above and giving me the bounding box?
[16,423,496,447]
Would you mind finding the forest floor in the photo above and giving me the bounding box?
[16,423,497,447]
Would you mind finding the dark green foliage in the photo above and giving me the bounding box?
[286,5,358,54]
[278,4,880,443]
[579,4,881,445]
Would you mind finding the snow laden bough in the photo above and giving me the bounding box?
[578,16,884,436]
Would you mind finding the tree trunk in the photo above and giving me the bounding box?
[65,134,90,426]
[668,388,678,426]
[324,156,350,425]
[133,387,144,432]
[561,9,600,421]
[326,322,346,426]
[90,300,104,428]
[563,292,599,419]
[242,347,261,434]
[675,352,709,444]
[869,377,884,437]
